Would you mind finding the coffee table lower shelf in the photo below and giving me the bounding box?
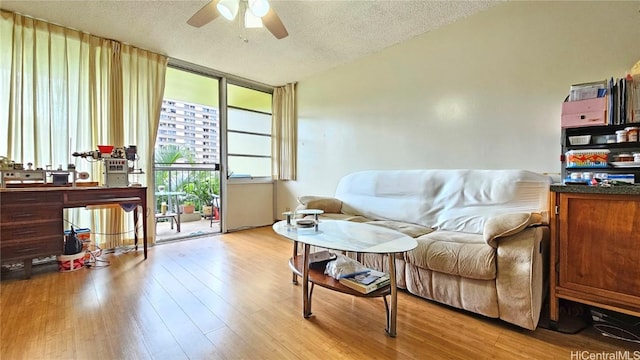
[289,255,391,297]
[289,254,398,336]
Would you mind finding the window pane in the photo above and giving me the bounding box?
[228,132,271,156]
[157,67,220,164]
[226,84,272,179]
[228,84,270,113]
[228,156,271,177]
[228,108,271,134]
[164,68,218,107]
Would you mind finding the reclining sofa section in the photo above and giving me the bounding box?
[296,169,552,330]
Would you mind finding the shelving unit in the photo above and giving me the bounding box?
[561,123,640,183]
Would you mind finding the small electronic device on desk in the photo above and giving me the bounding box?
[72,144,143,187]
[0,157,78,188]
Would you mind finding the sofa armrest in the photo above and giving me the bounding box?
[483,212,544,248]
[296,195,343,214]
[495,226,548,330]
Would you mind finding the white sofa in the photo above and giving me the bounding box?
[295,169,551,330]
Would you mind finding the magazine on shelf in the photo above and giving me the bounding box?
[339,270,390,294]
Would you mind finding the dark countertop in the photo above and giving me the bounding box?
[551,184,640,195]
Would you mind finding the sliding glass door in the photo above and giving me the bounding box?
[154,64,275,237]
[224,84,275,232]
[154,67,221,241]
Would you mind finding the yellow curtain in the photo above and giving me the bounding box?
[272,82,297,180]
[0,10,167,248]
[120,45,167,245]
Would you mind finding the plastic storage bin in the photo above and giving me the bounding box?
[566,149,610,168]
[56,252,85,272]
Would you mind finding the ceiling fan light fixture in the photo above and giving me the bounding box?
[248,0,270,17]
[244,9,263,28]
[217,0,240,20]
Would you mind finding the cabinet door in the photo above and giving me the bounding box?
[558,193,640,301]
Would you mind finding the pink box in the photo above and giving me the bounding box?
[561,97,607,128]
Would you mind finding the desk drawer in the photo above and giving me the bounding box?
[0,191,63,204]
[1,221,63,240]
[1,236,63,260]
[64,188,143,203]
[0,204,63,223]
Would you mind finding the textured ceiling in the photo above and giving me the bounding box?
[1,0,502,86]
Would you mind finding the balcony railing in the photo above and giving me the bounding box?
[153,163,220,213]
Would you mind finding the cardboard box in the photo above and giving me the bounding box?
[561,97,607,128]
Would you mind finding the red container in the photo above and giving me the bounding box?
[97,145,114,154]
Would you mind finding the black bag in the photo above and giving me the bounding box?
[64,227,83,255]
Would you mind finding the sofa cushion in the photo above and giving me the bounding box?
[405,265,500,318]
[366,220,434,238]
[297,195,343,213]
[405,231,496,280]
[483,212,543,248]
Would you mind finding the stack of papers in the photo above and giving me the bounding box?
[569,81,607,101]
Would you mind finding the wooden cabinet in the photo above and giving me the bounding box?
[0,190,64,278]
[549,187,640,325]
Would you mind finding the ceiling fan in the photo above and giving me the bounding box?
[187,0,288,39]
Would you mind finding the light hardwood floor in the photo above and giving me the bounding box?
[1,226,638,359]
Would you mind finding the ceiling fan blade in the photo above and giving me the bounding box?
[187,0,220,28]
[262,8,288,39]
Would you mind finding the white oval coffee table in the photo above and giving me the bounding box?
[272,219,417,337]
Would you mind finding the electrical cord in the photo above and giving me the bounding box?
[82,243,111,269]
[63,218,145,269]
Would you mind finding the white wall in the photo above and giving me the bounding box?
[275,1,640,215]
[225,182,274,231]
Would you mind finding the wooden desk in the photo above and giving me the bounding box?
[0,186,148,278]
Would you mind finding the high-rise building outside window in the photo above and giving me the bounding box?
[157,67,220,165]
[157,98,219,163]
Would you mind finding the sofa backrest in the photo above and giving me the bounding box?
[334,169,551,234]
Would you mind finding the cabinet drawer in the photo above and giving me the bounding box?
[1,221,63,240]
[0,204,62,223]
[1,236,63,260]
[0,191,63,205]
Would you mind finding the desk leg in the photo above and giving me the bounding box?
[302,243,312,318]
[23,259,32,279]
[386,253,397,337]
[142,197,148,259]
[134,206,139,250]
[134,203,149,259]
